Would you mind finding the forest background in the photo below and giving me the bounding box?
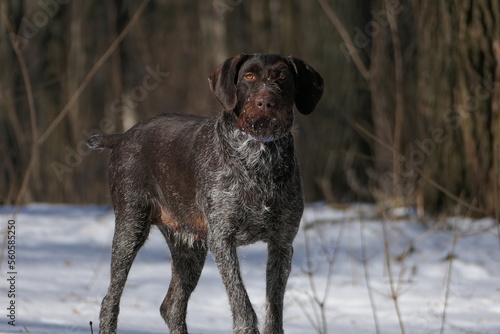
[1,0,499,219]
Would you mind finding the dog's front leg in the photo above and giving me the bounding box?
[263,241,294,334]
[209,235,259,334]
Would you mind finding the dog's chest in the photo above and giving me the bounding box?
[213,179,279,245]
[204,142,295,244]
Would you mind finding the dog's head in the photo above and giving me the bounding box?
[209,53,324,142]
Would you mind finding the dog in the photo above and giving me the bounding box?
[87,53,323,334]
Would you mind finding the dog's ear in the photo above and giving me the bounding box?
[209,53,249,112]
[287,56,324,115]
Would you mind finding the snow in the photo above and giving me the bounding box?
[1,203,499,334]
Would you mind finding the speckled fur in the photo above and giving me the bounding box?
[87,54,323,334]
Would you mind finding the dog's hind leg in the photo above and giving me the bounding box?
[159,228,207,334]
[99,210,151,334]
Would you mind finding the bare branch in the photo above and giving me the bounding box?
[440,223,459,334]
[37,0,151,146]
[380,216,406,334]
[317,0,370,82]
[354,122,489,215]
[385,0,405,194]
[360,220,381,334]
[1,0,39,213]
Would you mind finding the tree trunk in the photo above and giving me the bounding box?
[414,0,500,216]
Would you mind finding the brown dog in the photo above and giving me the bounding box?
[87,53,323,334]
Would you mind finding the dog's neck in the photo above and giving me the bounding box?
[218,111,289,144]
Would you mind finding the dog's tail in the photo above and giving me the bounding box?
[86,134,122,150]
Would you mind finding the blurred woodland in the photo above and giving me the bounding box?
[1,0,499,218]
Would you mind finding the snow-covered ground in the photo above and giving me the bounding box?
[1,203,499,334]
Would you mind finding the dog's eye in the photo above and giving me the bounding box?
[278,73,286,81]
[244,73,255,80]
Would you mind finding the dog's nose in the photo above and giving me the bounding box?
[255,94,276,112]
